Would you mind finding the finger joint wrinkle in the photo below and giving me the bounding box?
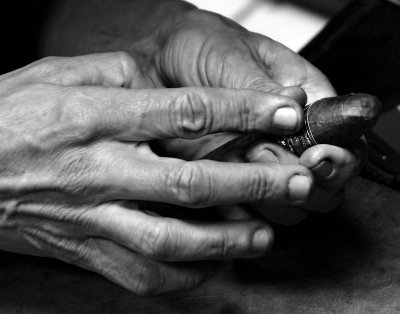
[0,199,20,228]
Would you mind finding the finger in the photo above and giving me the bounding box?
[90,202,273,262]
[252,34,337,102]
[299,141,366,189]
[35,230,219,295]
[60,85,304,142]
[246,135,364,190]
[19,213,220,295]
[0,52,153,89]
[153,39,332,161]
[245,140,299,164]
[225,47,309,104]
[100,147,313,207]
[243,141,308,224]
[237,65,308,105]
[153,86,306,161]
[245,140,344,213]
[114,248,219,296]
[215,203,278,251]
[196,39,310,103]
[187,30,335,103]
[88,239,222,296]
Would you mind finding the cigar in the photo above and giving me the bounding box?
[201,93,381,160]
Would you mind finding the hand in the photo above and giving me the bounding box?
[0,52,314,294]
[37,1,364,222]
[244,139,366,224]
[147,8,364,223]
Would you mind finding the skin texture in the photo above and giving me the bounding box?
[39,0,363,224]
[0,52,316,295]
[0,0,364,295]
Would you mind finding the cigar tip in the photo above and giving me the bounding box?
[308,93,382,146]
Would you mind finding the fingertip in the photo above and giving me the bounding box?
[301,144,361,171]
[258,100,303,135]
[245,140,298,164]
[299,144,327,168]
[273,106,300,132]
[288,174,312,203]
[310,160,334,179]
[242,88,304,134]
[252,227,274,253]
[301,144,363,188]
[245,141,280,163]
[300,146,338,182]
[268,92,305,134]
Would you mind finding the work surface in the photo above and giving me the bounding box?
[1,177,400,314]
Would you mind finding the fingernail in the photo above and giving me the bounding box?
[273,107,298,130]
[252,228,273,252]
[311,160,333,178]
[288,175,311,201]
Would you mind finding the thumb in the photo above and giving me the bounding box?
[246,75,307,105]
[276,86,308,106]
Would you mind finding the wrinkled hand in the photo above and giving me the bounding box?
[145,8,364,224]
[244,139,365,224]
[38,2,364,224]
[155,9,334,101]
[0,52,315,294]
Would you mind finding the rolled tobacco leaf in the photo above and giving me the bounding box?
[202,93,381,160]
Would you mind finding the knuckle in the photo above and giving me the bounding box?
[114,50,132,63]
[0,200,20,229]
[57,89,100,141]
[238,92,254,132]
[31,56,76,84]
[2,83,63,150]
[55,142,126,199]
[210,229,234,259]
[248,168,274,202]
[140,222,170,260]
[114,51,138,87]
[55,149,98,196]
[49,236,93,268]
[71,238,96,267]
[166,164,210,207]
[12,81,52,97]
[173,90,211,138]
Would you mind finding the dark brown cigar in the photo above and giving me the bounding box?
[202,93,381,160]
